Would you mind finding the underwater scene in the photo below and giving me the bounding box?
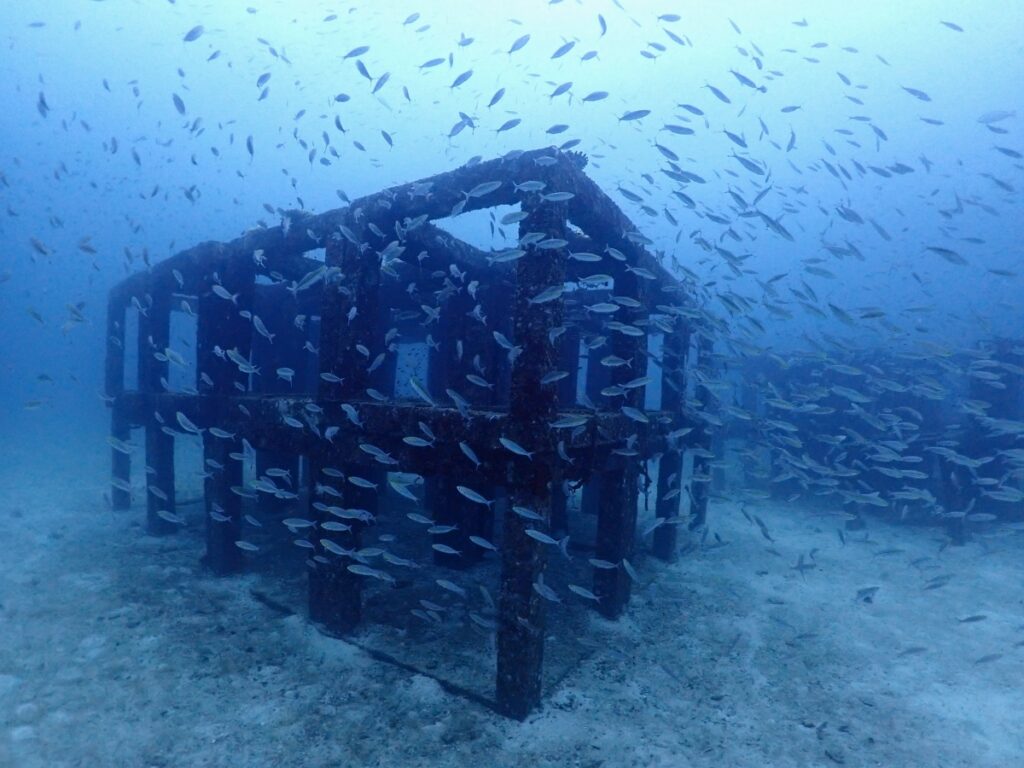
[0,1,1022,766]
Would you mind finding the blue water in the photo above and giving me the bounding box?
[0,3,1021,766]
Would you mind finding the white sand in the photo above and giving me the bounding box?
[1,432,1021,767]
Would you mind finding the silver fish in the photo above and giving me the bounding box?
[498,437,533,459]
[456,485,493,507]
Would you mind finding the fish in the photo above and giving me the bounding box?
[432,543,461,556]
[549,82,573,102]
[409,377,434,406]
[436,579,466,597]
[529,285,564,304]
[487,88,506,108]
[466,180,501,198]
[512,506,544,522]
[978,110,1015,124]
[456,485,493,507]
[403,436,433,448]
[508,34,530,55]
[619,109,651,122]
[623,376,651,390]
[349,564,393,582]
[175,411,202,434]
[499,437,533,459]
[926,246,968,265]
[621,406,649,423]
[450,70,473,89]
[211,285,238,303]
[550,414,589,429]
[568,584,601,602]
[705,84,731,103]
[459,441,482,468]
[343,45,370,59]
[902,86,932,101]
[514,181,546,194]
[524,529,559,545]
[532,575,560,603]
[551,41,576,59]
[252,315,274,343]
[469,535,498,551]
[107,436,135,454]
[156,510,184,525]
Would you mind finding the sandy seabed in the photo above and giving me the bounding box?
[0,433,1021,768]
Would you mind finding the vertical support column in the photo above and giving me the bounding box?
[197,258,256,396]
[590,250,645,613]
[137,290,170,393]
[653,465,682,561]
[255,449,299,514]
[579,479,600,518]
[426,315,451,398]
[317,234,383,401]
[203,434,243,574]
[549,475,568,534]
[370,297,400,396]
[431,475,490,569]
[582,305,613,405]
[578,330,612,519]
[653,324,688,561]
[197,256,255,562]
[305,454,354,631]
[309,232,383,634]
[592,463,638,618]
[495,194,567,720]
[555,326,582,405]
[138,286,177,536]
[309,462,381,634]
[432,284,502,408]
[250,284,305,393]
